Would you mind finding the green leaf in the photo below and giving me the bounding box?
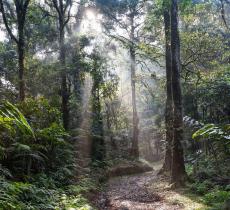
[192,124,215,139]
[0,101,35,138]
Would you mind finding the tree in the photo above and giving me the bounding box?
[95,0,149,158]
[45,0,72,130]
[129,2,139,158]
[161,0,173,173]
[0,0,31,101]
[68,36,90,128]
[90,52,105,162]
[170,0,187,186]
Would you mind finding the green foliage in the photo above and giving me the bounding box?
[193,124,230,165]
[0,101,34,137]
[67,177,98,195]
[0,0,229,208]
[26,1,58,52]
[17,97,61,129]
[204,190,230,205]
[58,194,92,210]
[37,123,69,146]
[0,98,75,183]
[0,177,56,210]
[189,178,230,209]
[189,180,214,195]
[0,99,94,210]
[36,123,75,185]
[193,124,230,142]
[185,164,193,176]
[0,177,94,210]
[203,190,230,210]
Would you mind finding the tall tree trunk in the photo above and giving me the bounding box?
[170,0,187,186]
[0,0,30,101]
[161,8,173,173]
[51,0,71,130]
[73,65,82,128]
[91,77,105,162]
[15,1,29,101]
[18,26,25,101]
[59,21,69,130]
[130,15,139,158]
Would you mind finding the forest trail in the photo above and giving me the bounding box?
[94,171,206,210]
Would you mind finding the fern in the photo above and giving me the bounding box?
[192,124,230,143]
[0,101,34,138]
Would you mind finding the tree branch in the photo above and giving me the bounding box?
[0,0,19,44]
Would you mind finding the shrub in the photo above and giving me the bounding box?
[192,124,230,161]
[0,177,57,210]
[203,190,230,210]
[17,97,61,129]
[0,98,76,182]
[0,177,94,210]
[189,180,214,195]
[0,98,91,209]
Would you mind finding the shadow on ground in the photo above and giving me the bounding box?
[92,162,207,210]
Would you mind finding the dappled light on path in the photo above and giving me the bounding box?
[94,170,207,210]
[95,171,179,210]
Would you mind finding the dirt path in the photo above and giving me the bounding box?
[94,171,181,210]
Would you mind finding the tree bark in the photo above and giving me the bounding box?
[91,70,105,162]
[72,4,86,127]
[59,26,69,130]
[16,1,29,101]
[18,27,26,101]
[52,0,71,130]
[170,0,187,186]
[130,14,139,158]
[161,8,173,173]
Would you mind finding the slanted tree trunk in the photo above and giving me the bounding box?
[170,0,187,186]
[161,7,173,173]
[130,14,139,158]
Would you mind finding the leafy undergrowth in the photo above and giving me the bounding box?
[0,98,96,210]
[188,123,230,209]
[188,180,230,210]
[0,175,96,210]
[185,160,230,210]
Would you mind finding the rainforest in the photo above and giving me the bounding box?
[0,0,229,209]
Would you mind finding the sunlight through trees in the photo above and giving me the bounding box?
[0,0,229,209]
